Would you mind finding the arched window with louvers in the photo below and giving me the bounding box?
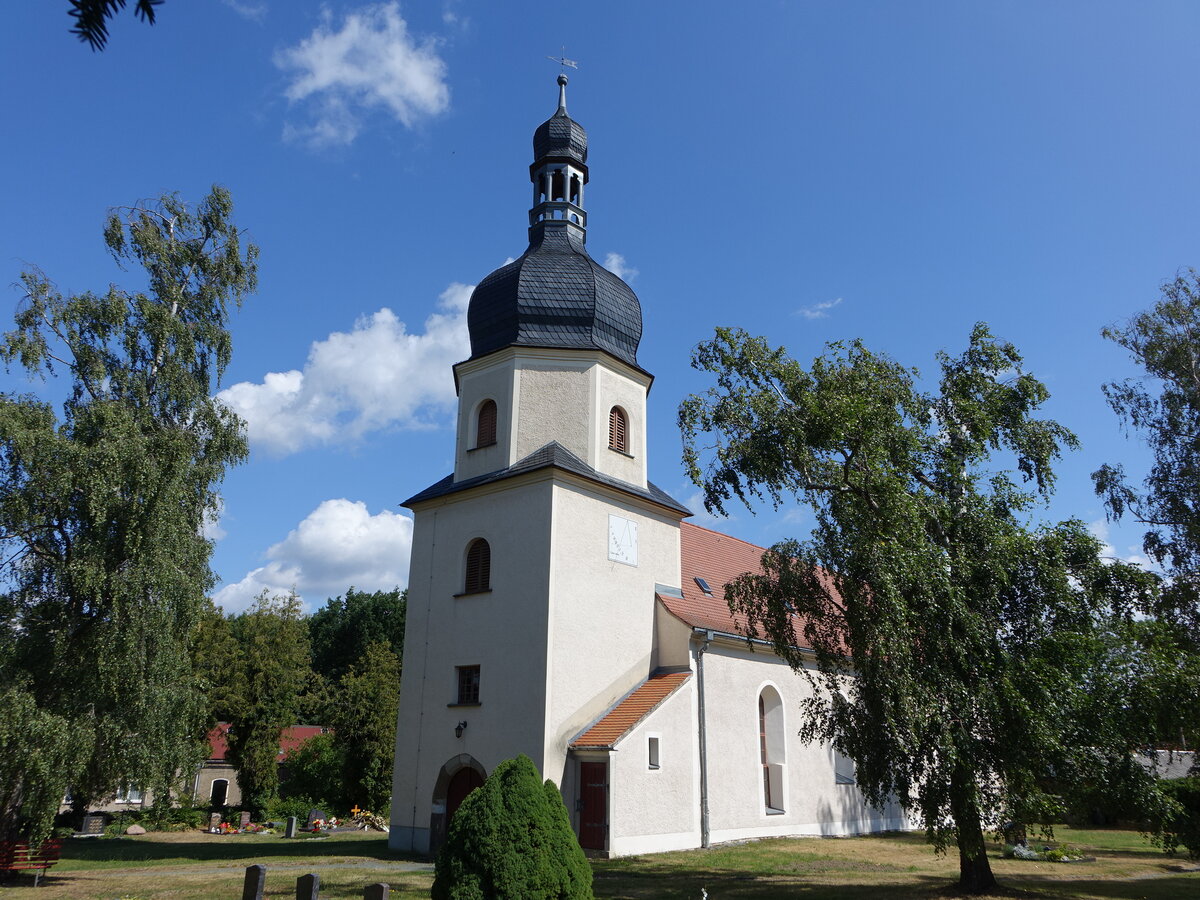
[464,538,491,594]
[608,406,628,454]
[475,399,498,448]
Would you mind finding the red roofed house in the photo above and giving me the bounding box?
[195,724,326,808]
[388,78,909,858]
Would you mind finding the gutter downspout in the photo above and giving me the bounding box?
[694,629,713,849]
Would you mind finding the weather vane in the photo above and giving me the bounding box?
[546,47,579,72]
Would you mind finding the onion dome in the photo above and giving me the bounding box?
[466,76,643,370]
[533,75,588,165]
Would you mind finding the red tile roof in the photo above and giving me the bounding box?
[658,522,770,636]
[206,724,327,761]
[661,522,835,650]
[570,670,691,749]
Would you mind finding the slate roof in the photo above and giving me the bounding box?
[467,221,643,370]
[569,670,691,749]
[403,441,691,515]
[533,103,587,165]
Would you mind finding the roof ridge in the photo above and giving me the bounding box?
[682,519,767,552]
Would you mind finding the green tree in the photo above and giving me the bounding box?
[309,587,406,682]
[432,754,593,900]
[331,640,401,812]
[225,592,312,817]
[279,731,343,812]
[69,0,163,50]
[191,597,240,726]
[679,324,1150,893]
[0,187,254,841]
[1094,270,1200,629]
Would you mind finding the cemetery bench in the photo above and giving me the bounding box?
[0,838,63,886]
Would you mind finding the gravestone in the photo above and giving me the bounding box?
[305,808,327,828]
[296,872,320,900]
[364,884,390,900]
[210,812,223,832]
[80,813,106,835]
[241,864,266,900]
[239,810,252,828]
[285,816,298,838]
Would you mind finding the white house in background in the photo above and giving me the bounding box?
[388,76,910,858]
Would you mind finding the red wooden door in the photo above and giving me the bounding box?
[578,762,608,851]
[446,767,484,821]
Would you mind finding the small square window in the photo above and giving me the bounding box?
[456,665,480,705]
[647,736,660,770]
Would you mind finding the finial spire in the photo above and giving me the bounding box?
[557,74,568,114]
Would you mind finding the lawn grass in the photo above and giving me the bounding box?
[2,826,1196,899]
[592,828,1200,900]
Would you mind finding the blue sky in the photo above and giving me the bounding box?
[2,1,1197,612]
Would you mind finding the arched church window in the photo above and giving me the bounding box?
[608,406,628,453]
[758,687,786,813]
[476,400,497,448]
[464,539,491,594]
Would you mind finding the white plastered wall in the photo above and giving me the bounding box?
[699,641,909,844]
[608,682,699,856]
[389,475,555,852]
[543,480,683,788]
[453,348,650,488]
[453,357,516,482]
[592,363,648,487]
[516,364,590,462]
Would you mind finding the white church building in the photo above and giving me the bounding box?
[388,76,909,858]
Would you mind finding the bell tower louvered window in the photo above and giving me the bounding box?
[476,400,497,448]
[608,406,628,453]
[464,538,491,594]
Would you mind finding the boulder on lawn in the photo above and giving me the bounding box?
[125,824,147,835]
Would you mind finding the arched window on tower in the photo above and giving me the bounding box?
[476,400,497,448]
[608,406,628,453]
[758,686,786,813]
[464,539,491,594]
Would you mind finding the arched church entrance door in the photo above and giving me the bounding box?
[429,754,487,856]
[446,767,484,821]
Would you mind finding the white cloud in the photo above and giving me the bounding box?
[222,0,267,22]
[275,2,450,148]
[202,498,227,542]
[796,297,843,320]
[219,283,471,456]
[683,490,733,527]
[212,499,413,613]
[604,252,638,282]
[1089,519,1152,568]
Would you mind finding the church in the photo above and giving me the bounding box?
[387,76,909,858]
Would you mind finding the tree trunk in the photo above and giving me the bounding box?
[951,768,998,894]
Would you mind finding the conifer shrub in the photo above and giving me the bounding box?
[432,754,594,900]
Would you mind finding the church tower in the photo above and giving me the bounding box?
[389,77,689,856]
